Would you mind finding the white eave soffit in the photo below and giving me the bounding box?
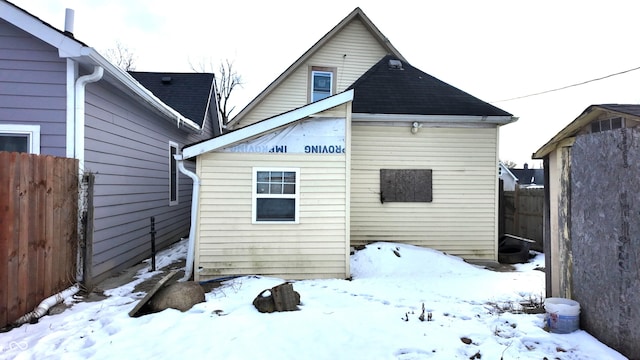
[351,113,517,125]
[181,90,354,160]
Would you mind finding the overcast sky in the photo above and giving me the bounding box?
[10,0,640,167]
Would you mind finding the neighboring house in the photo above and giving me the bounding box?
[533,104,640,359]
[180,7,516,281]
[128,72,221,138]
[0,1,218,285]
[499,163,544,191]
[498,162,518,191]
[510,163,544,188]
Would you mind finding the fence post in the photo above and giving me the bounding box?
[514,185,520,234]
[498,179,504,238]
[150,217,156,271]
[81,173,95,291]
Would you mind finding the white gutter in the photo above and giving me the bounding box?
[75,66,103,173]
[74,66,102,285]
[175,155,200,282]
[80,48,202,133]
[351,113,518,125]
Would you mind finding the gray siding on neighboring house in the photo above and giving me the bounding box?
[0,19,67,156]
[0,15,216,283]
[84,80,209,282]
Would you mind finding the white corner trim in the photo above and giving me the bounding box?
[65,59,78,158]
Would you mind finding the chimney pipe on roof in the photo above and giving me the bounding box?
[64,8,75,36]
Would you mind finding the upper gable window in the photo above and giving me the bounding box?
[591,117,624,133]
[310,67,336,103]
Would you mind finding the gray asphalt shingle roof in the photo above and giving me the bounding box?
[597,104,640,117]
[129,72,216,127]
[348,55,512,117]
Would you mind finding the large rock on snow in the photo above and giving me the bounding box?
[148,281,205,312]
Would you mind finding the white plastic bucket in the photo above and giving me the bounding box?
[545,297,580,334]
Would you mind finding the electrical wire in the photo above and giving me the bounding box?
[491,65,640,103]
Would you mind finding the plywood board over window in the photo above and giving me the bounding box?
[380,169,432,203]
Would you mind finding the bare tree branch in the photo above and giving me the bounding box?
[501,160,518,169]
[104,41,137,71]
[190,57,243,125]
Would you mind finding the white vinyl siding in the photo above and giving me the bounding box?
[237,18,389,127]
[350,123,499,260]
[196,153,349,281]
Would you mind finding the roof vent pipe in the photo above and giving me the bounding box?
[388,59,403,70]
[64,8,75,36]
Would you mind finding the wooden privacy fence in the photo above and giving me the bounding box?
[0,152,78,329]
[501,187,544,251]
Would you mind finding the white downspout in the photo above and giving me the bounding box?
[175,155,200,282]
[75,66,103,173]
[74,66,103,287]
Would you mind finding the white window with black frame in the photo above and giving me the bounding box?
[252,168,300,224]
[309,66,336,103]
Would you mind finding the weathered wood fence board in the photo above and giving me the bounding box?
[568,128,640,358]
[0,152,78,328]
[502,187,544,251]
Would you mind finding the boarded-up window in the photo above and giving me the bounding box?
[380,169,432,203]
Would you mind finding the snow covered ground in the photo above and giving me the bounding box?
[0,240,627,360]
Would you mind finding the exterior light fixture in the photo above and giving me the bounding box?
[411,122,420,134]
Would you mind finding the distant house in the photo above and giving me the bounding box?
[510,163,544,189]
[128,72,221,138]
[499,163,544,191]
[0,1,218,284]
[180,7,516,281]
[533,104,640,359]
[498,162,518,191]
